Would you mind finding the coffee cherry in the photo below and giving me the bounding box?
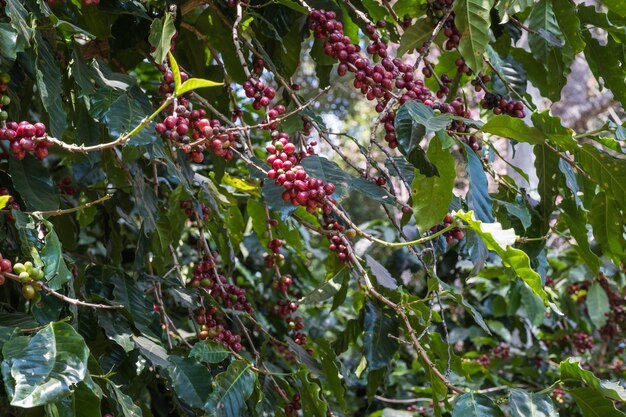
[22,285,36,300]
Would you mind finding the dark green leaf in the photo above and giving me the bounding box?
[561,359,626,401]
[509,389,557,417]
[452,393,505,417]
[40,219,72,290]
[453,0,493,73]
[411,136,456,232]
[397,18,433,56]
[366,255,398,290]
[204,360,256,417]
[168,356,213,409]
[149,12,176,65]
[1,322,89,407]
[568,388,626,417]
[464,143,493,223]
[296,369,327,417]
[587,283,610,329]
[9,154,60,211]
[190,340,232,364]
[363,302,399,370]
[589,192,625,264]
[482,115,546,144]
[34,32,67,139]
[107,381,143,417]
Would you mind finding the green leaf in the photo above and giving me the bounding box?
[316,340,346,411]
[551,0,585,54]
[366,255,398,289]
[464,143,493,223]
[90,85,155,146]
[189,340,232,364]
[52,381,101,417]
[204,360,256,417]
[40,219,72,290]
[349,177,398,206]
[600,0,626,17]
[453,0,493,73]
[456,212,551,304]
[363,302,399,370]
[578,144,626,209]
[485,47,527,99]
[411,136,456,233]
[481,115,546,145]
[509,389,558,417]
[404,101,453,135]
[296,369,327,417]
[1,322,89,407]
[561,359,626,401]
[177,77,224,95]
[9,154,60,211]
[34,32,67,139]
[568,388,626,417]
[589,192,625,264]
[397,18,433,56]
[560,199,601,273]
[534,144,561,234]
[531,111,577,151]
[168,51,182,90]
[527,0,570,100]
[107,381,143,417]
[149,12,176,65]
[452,393,505,417]
[300,268,347,304]
[5,0,31,45]
[587,283,610,329]
[133,335,169,368]
[168,356,213,409]
[581,32,626,109]
[112,274,159,340]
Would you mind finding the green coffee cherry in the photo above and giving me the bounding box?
[13,262,25,274]
[18,271,31,283]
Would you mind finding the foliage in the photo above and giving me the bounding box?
[0,0,624,416]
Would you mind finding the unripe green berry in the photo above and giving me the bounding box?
[24,261,33,272]
[22,285,36,300]
[0,73,10,84]
[18,271,31,283]
[13,263,25,274]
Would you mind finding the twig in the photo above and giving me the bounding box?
[0,195,111,217]
[1,272,124,309]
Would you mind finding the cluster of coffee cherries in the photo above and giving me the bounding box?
[570,332,594,352]
[406,404,430,414]
[284,393,302,417]
[243,79,276,111]
[271,274,293,293]
[179,199,211,221]
[429,213,464,245]
[266,132,336,213]
[273,300,307,345]
[491,343,510,359]
[196,305,243,352]
[190,255,254,314]
[425,0,460,50]
[1,121,50,160]
[0,187,19,220]
[323,218,352,262]
[13,261,44,300]
[309,9,472,150]
[58,177,76,196]
[480,92,525,118]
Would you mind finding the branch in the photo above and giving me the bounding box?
[1,272,124,310]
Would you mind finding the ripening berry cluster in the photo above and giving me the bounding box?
[480,92,525,118]
[284,394,302,417]
[243,79,276,111]
[190,255,254,314]
[430,213,464,245]
[179,199,211,220]
[266,132,337,213]
[308,9,474,150]
[491,343,510,359]
[196,306,243,352]
[13,261,44,300]
[571,332,593,352]
[58,177,76,196]
[0,121,50,160]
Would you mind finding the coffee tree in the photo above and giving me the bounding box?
[0,0,625,415]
